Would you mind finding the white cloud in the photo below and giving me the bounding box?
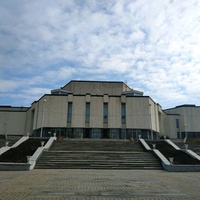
[0,80,23,92]
[44,66,77,82]
[1,0,200,108]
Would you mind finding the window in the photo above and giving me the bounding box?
[67,102,72,123]
[103,103,108,123]
[91,128,101,138]
[121,103,126,124]
[120,129,126,139]
[109,129,119,139]
[176,119,179,128]
[73,128,83,138]
[85,102,90,123]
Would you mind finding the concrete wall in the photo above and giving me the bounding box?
[90,96,103,128]
[72,96,85,127]
[162,114,180,138]
[62,81,132,96]
[28,94,162,132]
[0,111,26,135]
[165,106,200,133]
[33,96,69,129]
[108,96,121,128]
[126,97,149,129]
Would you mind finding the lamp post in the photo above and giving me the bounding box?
[40,99,46,138]
[149,104,153,140]
[184,124,188,142]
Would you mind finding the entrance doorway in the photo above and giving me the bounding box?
[103,129,109,139]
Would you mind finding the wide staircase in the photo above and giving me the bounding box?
[35,139,163,170]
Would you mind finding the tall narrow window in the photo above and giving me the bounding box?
[85,102,90,123]
[67,102,72,123]
[103,103,108,123]
[121,103,126,124]
[176,119,179,128]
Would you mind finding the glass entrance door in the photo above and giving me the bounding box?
[91,128,101,139]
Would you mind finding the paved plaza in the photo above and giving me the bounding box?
[0,169,199,200]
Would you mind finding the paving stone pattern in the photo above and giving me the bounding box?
[0,169,200,199]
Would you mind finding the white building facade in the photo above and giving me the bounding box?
[1,80,200,139]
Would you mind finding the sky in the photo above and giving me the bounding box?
[0,0,200,109]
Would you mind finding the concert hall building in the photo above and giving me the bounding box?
[1,80,200,139]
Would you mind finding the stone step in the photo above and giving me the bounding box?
[39,156,155,159]
[36,166,162,169]
[36,164,161,168]
[38,156,158,160]
[50,141,143,151]
[35,162,162,166]
[35,165,162,170]
[37,159,159,162]
[45,150,144,153]
[38,155,158,160]
[35,140,162,170]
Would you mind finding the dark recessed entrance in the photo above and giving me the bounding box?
[103,129,109,139]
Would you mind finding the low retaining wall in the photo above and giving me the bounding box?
[185,149,200,161]
[140,139,200,172]
[26,136,57,170]
[12,136,29,148]
[162,162,200,172]
[139,139,151,150]
[165,139,180,150]
[0,163,31,171]
[0,136,29,155]
[0,147,10,156]
[0,136,56,171]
